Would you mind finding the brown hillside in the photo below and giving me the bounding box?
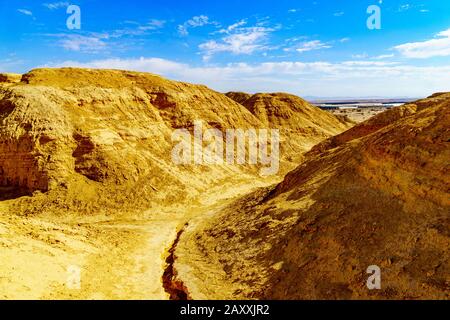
[175,94,450,299]
[0,68,264,214]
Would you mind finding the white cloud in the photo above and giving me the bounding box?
[399,4,431,13]
[334,12,345,17]
[375,54,395,59]
[341,61,398,66]
[199,20,277,59]
[178,15,216,36]
[107,19,165,38]
[352,53,369,59]
[44,19,165,53]
[53,34,108,53]
[394,28,450,58]
[44,57,450,97]
[43,2,69,10]
[49,57,186,74]
[289,40,332,53]
[137,19,166,31]
[18,9,33,16]
[216,20,247,34]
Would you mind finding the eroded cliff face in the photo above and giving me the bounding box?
[176,94,450,300]
[0,85,73,192]
[0,68,352,213]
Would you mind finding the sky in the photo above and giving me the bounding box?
[1,0,450,98]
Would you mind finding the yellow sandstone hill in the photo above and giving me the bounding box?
[175,94,450,300]
[1,68,264,215]
[241,93,351,133]
[1,68,447,300]
[0,68,353,215]
[227,92,354,167]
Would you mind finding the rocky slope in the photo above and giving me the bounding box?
[227,92,354,167]
[175,94,450,299]
[241,93,351,132]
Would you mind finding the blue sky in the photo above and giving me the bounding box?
[1,0,450,97]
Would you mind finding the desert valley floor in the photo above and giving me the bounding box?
[0,69,448,300]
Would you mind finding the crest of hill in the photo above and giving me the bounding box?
[241,92,353,134]
[22,68,194,90]
[177,94,450,299]
[0,68,352,214]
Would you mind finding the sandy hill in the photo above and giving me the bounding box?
[226,92,354,167]
[227,91,353,133]
[241,93,352,132]
[0,68,351,215]
[0,68,262,214]
[175,94,450,299]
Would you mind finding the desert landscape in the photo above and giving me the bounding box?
[0,68,448,300]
